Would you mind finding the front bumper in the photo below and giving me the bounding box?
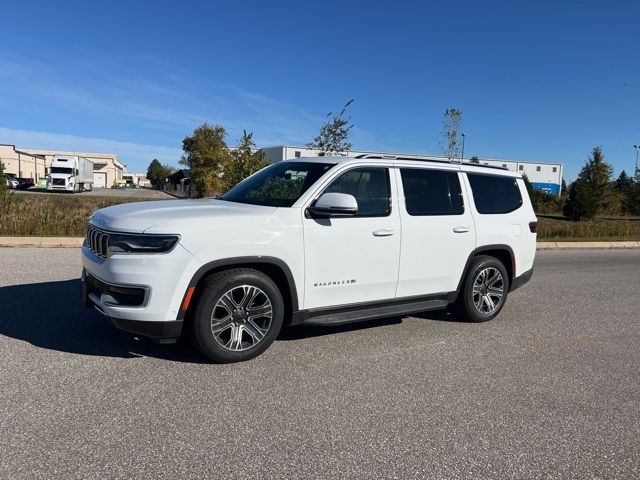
[81,242,203,339]
[81,269,184,341]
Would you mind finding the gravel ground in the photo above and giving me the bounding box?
[0,248,639,479]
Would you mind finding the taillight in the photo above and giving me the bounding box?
[529,221,538,233]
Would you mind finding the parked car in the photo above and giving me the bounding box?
[81,156,537,363]
[3,174,20,189]
[17,177,35,189]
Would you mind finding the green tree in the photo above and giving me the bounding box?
[307,100,354,156]
[146,159,174,188]
[469,156,480,164]
[629,182,640,216]
[440,107,463,161]
[561,178,567,196]
[0,160,6,196]
[616,170,633,193]
[223,131,267,191]
[522,174,534,198]
[615,170,634,214]
[181,123,234,197]
[563,146,614,220]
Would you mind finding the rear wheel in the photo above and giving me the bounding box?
[454,255,509,323]
[190,268,284,363]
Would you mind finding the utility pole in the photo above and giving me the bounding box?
[634,145,639,179]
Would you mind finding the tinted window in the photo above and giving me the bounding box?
[400,169,464,216]
[323,168,390,216]
[221,161,335,207]
[467,173,522,214]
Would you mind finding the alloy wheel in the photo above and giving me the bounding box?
[210,285,273,351]
[472,267,505,315]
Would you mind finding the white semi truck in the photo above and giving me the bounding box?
[47,155,94,192]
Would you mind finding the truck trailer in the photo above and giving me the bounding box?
[47,155,94,192]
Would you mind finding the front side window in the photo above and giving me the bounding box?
[467,173,522,214]
[221,161,335,207]
[400,168,464,216]
[322,167,390,217]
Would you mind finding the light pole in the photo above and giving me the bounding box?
[461,133,466,163]
[634,145,639,179]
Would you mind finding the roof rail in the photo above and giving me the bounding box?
[353,154,508,170]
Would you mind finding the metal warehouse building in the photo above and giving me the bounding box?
[0,144,126,188]
[261,146,564,195]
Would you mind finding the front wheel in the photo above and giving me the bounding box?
[190,268,284,363]
[454,255,509,323]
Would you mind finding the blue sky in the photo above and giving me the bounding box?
[0,0,638,180]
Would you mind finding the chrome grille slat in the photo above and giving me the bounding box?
[86,224,109,258]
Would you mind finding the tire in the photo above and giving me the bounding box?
[454,255,509,323]
[84,183,93,192]
[190,268,284,363]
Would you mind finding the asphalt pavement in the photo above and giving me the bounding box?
[0,248,639,479]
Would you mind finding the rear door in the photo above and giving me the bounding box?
[395,166,476,297]
[302,166,401,310]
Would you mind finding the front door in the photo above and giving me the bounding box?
[302,166,401,310]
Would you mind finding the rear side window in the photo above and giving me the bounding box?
[400,169,464,216]
[467,173,522,214]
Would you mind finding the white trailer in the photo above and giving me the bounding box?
[47,155,94,192]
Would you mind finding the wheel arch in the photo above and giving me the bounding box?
[177,256,299,324]
[455,244,515,295]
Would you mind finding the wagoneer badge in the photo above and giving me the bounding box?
[314,279,357,287]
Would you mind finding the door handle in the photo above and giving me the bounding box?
[373,229,395,237]
[453,226,471,233]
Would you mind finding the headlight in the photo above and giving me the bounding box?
[107,234,179,254]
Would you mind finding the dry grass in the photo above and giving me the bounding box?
[537,215,640,241]
[0,192,160,237]
[2,193,640,240]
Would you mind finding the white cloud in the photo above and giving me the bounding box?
[0,126,182,172]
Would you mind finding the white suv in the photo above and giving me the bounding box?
[81,156,537,362]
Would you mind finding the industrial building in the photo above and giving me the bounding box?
[261,146,564,195]
[0,144,126,188]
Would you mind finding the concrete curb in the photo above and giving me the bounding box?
[1,237,640,249]
[537,241,640,250]
[0,237,85,247]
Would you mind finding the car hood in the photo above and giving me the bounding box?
[90,199,278,234]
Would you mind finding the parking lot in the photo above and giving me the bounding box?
[0,248,639,479]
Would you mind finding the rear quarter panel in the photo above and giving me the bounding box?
[463,174,537,278]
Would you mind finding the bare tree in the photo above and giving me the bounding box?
[439,107,463,161]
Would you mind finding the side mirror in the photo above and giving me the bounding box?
[307,192,358,217]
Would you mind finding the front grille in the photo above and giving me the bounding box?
[52,178,65,186]
[86,224,110,258]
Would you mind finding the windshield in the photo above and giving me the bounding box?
[220,161,336,207]
[50,167,73,174]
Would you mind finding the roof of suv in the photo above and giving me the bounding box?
[291,156,521,178]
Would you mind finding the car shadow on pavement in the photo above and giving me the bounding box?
[0,279,466,361]
[0,279,207,363]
